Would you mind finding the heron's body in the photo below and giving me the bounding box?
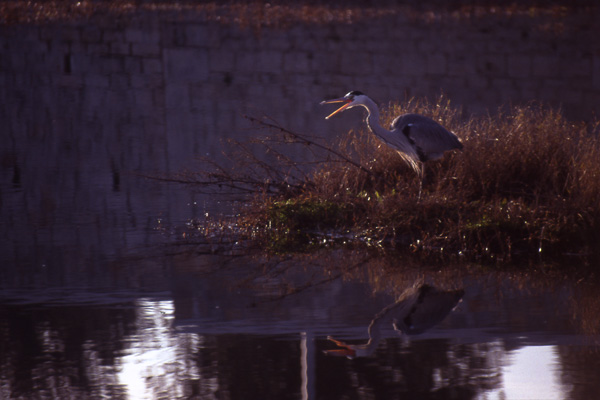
[321,91,463,173]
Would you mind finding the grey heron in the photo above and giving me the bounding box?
[321,91,463,177]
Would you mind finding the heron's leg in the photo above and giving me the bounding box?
[417,163,425,201]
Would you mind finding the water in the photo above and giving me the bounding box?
[2,12,600,400]
[1,249,598,399]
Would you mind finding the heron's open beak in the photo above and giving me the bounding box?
[320,97,353,119]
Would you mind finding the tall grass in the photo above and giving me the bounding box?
[186,98,600,261]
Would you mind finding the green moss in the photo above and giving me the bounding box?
[264,229,316,254]
[267,199,352,231]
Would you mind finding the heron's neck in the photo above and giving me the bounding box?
[358,97,421,173]
[359,99,388,138]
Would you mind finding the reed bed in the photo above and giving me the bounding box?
[182,98,600,262]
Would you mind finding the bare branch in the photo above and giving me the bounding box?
[244,115,374,176]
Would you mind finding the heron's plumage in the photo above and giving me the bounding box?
[390,113,463,162]
[321,92,463,173]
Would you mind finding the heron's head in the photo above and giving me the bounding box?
[320,91,369,119]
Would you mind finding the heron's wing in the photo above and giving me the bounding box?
[391,114,462,161]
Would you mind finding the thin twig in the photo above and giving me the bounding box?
[244,115,374,176]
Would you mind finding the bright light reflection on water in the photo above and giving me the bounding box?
[499,346,563,400]
[118,299,182,400]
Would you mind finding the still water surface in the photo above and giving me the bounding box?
[1,246,599,399]
[2,20,600,400]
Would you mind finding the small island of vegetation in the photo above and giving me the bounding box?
[175,97,600,263]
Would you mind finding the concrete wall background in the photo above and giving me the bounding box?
[3,11,599,166]
[2,11,599,148]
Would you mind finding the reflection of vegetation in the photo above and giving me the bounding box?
[180,97,600,262]
[0,303,137,399]
[558,345,600,399]
[568,284,600,337]
[318,338,503,398]
[193,334,303,399]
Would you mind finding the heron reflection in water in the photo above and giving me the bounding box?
[325,283,464,358]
